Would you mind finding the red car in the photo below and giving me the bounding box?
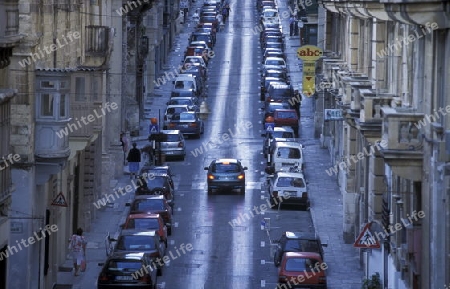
[126,195,173,236]
[121,213,168,247]
[278,252,327,288]
[273,109,299,137]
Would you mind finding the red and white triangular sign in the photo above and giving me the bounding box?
[51,192,68,207]
[354,222,380,248]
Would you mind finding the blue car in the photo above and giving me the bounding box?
[167,112,204,138]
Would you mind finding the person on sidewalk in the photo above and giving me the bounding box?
[120,132,129,165]
[289,15,296,37]
[216,13,224,32]
[68,228,87,276]
[127,143,141,179]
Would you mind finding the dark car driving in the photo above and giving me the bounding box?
[204,158,248,195]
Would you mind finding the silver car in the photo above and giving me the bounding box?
[158,130,186,161]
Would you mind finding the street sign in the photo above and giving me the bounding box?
[297,45,323,61]
[354,222,380,248]
[325,109,343,120]
[149,124,159,134]
[265,122,275,132]
[302,60,316,97]
[51,192,68,207]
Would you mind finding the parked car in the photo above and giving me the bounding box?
[135,174,175,206]
[151,130,186,161]
[273,109,299,136]
[278,252,327,288]
[126,195,173,235]
[171,90,198,99]
[97,252,158,289]
[261,79,287,101]
[266,171,309,209]
[273,231,327,267]
[189,32,214,48]
[263,57,287,71]
[269,141,303,172]
[184,55,207,69]
[264,101,291,120]
[121,213,168,247]
[204,158,248,195]
[140,165,174,178]
[262,126,295,157]
[163,105,190,129]
[167,112,204,138]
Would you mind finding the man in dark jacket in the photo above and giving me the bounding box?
[127,143,141,179]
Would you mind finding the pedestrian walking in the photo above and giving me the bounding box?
[127,143,141,179]
[216,14,224,32]
[221,5,229,23]
[289,15,296,36]
[68,228,87,276]
[120,132,129,165]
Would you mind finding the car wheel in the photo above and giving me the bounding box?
[157,266,162,276]
[168,226,172,236]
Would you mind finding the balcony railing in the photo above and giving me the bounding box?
[360,90,396,123]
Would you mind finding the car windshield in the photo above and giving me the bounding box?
[273,131,294,138]
[160,134,180,142]
[268,103,290,112]
[276,177,305,188]
[192,35,210,43]
[277,148,301,159]
[276,111,297,119]
[169,99,191,105]
[267,72,285,78]
[266,43,282,48]
[180,113,196,121]
[147,177,168,189]
[107,260,142,272]
[185,58,201,64]
[126,218,159,230]
[266,59,285,66]
[285,257,321,272]
[133,199,165,211]
[167,107,188,114]
[174,81,194,89]
[171,91,194,97]
[213,163,240,173]
[116,235,156,251]
[263,11,277,18]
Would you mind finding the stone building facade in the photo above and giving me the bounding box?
[316,0,449,288]
[0,0,182,287]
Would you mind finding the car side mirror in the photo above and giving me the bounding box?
[243,167,248,170]
[120,223,125,229]
[125,202,130,206]
[98,262,105,266]
[204,167,209,170]
[321,242,328,247]
[172,81,175,84]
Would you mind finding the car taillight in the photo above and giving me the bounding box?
[278,275,287,283]
[319,276,327,284]
[208,174,215,180]
[237,174,244,180]
[189,122,197,127]
[272,191,278,198]
[178,142,184,147]
[302,192,308,199]
[99,273,110,281]
[139,275,151,283]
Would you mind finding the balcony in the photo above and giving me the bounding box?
[0,0,22,69]
[379,107,424,181]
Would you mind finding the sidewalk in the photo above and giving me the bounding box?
[278,1,365,288]
[54,2,204,289]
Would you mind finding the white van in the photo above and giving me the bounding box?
[173,75,200,95]
[270,141,303,172]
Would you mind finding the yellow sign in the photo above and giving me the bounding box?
[297,45,323,61]
[302,60,316,97]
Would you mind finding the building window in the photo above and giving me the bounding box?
[85,26,109,56]
[36,76,70,121]
[75,77,86,101]
[40,94,54,117]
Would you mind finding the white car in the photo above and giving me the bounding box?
[266,171,309,210]
[263,127,295,157]
[263,57,287,71]
[270,141,303,172]
[163,105,190,129]
[184,56,207,69]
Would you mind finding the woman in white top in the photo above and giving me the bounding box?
[68,228,87,276]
